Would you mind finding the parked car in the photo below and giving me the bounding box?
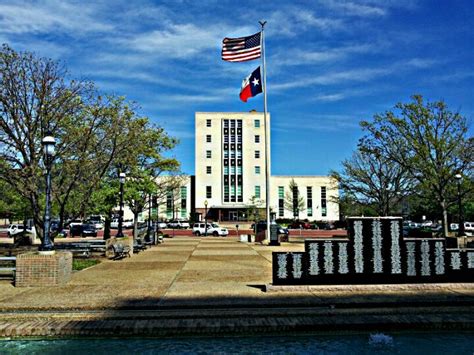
[7,224,31,237]
[156,221,168,229]
[110,219,119,229]
[167,220,190,229]
[464,221,474,236]
[312,222,334,230]
[192,223,229,236]
[81,224,98,237]
[50,221,68,237]
[67,219,83,228]
[70,224,97,238]
[288,221,312,229]
[70,224,83,237]
[123,219,134,229]
[87,216,104,230]
[421,220,433,227]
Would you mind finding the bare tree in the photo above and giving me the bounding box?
[332,150,414,216]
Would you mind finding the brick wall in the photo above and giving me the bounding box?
[16,252,73,287]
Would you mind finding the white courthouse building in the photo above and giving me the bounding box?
[149,111,339,223]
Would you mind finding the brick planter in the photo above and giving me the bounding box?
[15,252,72,287]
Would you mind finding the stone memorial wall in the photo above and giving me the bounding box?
[272,217,474,285]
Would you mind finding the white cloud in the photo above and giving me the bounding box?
[274,114,360,132]
[320,0,386,17]
[314,93,346,102]
[266,8,343,37]
[271,57,438,92]
[0,1,113,35]
[271,43,381,67]
[271,67,390,91]
[126,23,254,59]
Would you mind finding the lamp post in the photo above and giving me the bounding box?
[204,200,208,236]
[39,135,56,255]
[455,174,465,237]
[116,172,126,238]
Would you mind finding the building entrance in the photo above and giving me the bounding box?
[229,211,238,221]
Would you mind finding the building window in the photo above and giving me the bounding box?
[255,166,260,174]
[224,185,229,201]
[206,150,211,158]
[206,186,212,198]
[255,185,261,198]
[255,150,260,159]
[206,135,211,143]
[278,186,284,217]
[321,186,327,217]
[255,135,260,143]
[206,119,211,127]
[206,166,211,174]
[224,166,229,175]
[180,186,187,217]
[307,186,313,217]
[254,119,260,128]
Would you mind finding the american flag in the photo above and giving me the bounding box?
[221,32,261,62]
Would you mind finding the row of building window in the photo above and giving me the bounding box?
[206,166,260,175]
[206,150,260,159]
[205,134,260,143]
[206,119,260,128]
[277,186,327,217]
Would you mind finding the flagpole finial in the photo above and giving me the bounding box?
[259,20,267,29]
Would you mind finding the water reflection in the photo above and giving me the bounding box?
[1,331,473,354]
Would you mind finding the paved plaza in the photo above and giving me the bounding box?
[0,236,473,337]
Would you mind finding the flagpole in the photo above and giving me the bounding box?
[259,20,271,244]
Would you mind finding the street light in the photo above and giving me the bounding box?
[455,174,465,237]
[116,172,126,238]
[204,200,208,236]
[39,135,56,255]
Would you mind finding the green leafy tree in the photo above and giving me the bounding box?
[0,45,181,242]
[122,124,180,240]
[247,195,264,232]
[359,95,473,235]
[0,44,93,239]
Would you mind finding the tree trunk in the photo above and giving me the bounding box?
[133,211,139,242]
[103,210,112,240]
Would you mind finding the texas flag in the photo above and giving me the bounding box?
[239,67,262,102]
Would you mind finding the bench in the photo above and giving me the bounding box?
[133,238,147,253]
[88,240,107,253]
[55,243,91,258]
[112,243,130,260]
[0,256,16,278]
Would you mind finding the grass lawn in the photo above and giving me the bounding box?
[72,258,100,271]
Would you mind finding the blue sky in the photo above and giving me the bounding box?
[1,0,472,175]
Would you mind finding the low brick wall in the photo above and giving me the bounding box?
[15,251,72,287]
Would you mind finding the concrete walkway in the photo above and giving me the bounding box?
[0,236,473,337]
